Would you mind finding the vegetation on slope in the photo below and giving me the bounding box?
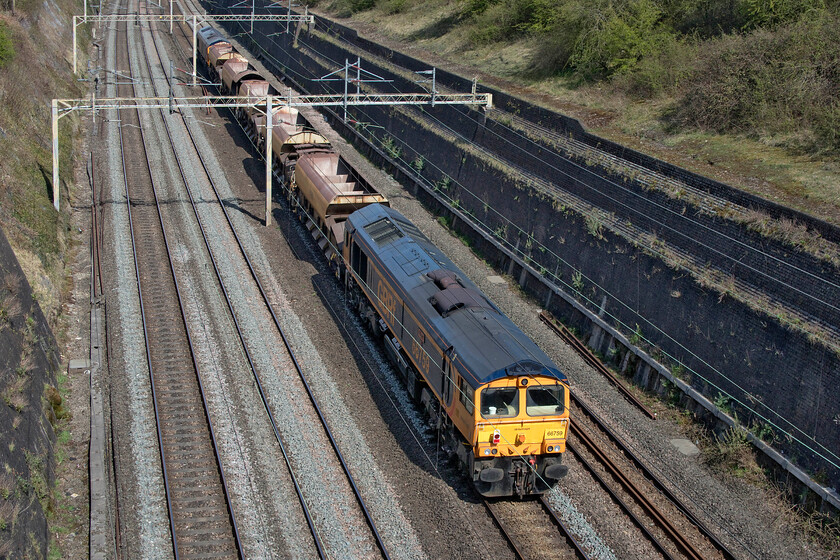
[0,3,85,323]
[314,0,840,224]
[0,0,86,557]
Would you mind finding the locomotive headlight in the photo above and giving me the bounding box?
[484,449,491,455]
[547,445,554,452]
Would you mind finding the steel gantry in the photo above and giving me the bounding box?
[51,91,493,224]
[72,12,314,75]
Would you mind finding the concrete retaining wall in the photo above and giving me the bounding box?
[0,226,61,558]
[224,16,840,513]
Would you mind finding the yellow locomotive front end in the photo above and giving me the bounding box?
[472,375,570,497]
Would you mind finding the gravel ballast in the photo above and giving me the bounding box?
[92,5,833,559]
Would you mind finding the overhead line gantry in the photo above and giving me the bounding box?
[73,12,314,74]
[52,91,493,224]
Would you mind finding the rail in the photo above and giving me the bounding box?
[150,8,391,557]
[117,5,243,556]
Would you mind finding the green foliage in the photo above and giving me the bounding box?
[325,0,375,16]
[752,420,775,443]
[569,0,671,78]
[703,427,765,482]
[455,0,840,154]
[669,8,840,152]
[350,0,376,11]
[571,270,584,292]
[380,135,402,160]
[630,323,643,345]
[812,100,840,152]
[520,0,676,78]
[410,156,425,173]
[468,0,558,43]
[741,0,824,29]
[714,391,733,412]
[662,0,747,37]
[435,175,452,192]
[613,33,697,96]
[0,22,14,69]
[378,0,407,14]
[585,214,604,238]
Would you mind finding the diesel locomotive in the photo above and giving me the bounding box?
[344,204,569,496]
[195,24,570,497]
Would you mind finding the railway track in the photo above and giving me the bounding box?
[115,6,243,558]
[129,8,392,557]
[485,497,589,560]
[567,394,737,560]
[254,25,840,344]
[299,24,840,338]
[164,11,737,560]
[150,7,753,560]
[539,311,656,419]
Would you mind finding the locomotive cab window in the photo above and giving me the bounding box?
[526,384,566,416]
[458,376,474,415]
[480,387,518,418]
[351,241,368,283]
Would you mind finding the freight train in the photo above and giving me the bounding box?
[196,25,570,497]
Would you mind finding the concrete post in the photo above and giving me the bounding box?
[73,18,78,74]
[192,15,197,86]
[52,100,60,211]
[265,95,273,227]
[343,59,348,122]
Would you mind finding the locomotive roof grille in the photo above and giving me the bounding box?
[365,218,404,246]
[394,217,425,241]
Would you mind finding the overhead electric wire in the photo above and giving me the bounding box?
[294,34,840,316]
[199,16,577,498]
[252,26,840,475]
[176,15,768,556]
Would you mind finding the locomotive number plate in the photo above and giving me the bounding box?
[545,426,566,439]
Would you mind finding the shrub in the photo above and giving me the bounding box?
[668,8,840,152]
[661,0,747,37]
[527,1,589,76]
[567,0,672,78]
[468,0,558,44]
[741,0,825,29]
[378,0,407,14]
[325,0,373,16]
[614,33,698,96]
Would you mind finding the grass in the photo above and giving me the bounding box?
[322,3,840,232]
[2,376,28,413]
